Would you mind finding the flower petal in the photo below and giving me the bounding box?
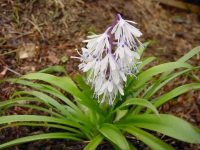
[83,60,96,72]
[109,54,116,70]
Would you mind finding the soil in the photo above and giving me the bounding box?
[0,0,200,149]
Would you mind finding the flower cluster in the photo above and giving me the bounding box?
[76,14,142,105]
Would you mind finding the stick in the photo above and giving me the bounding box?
[151,0,200,13]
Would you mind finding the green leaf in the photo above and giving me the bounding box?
[114,109,129,122]
[143,68,194,99]
[119,114,200,144]
[38,65,66,74]
[178,46,200,62]
[138,56,156,71]
[22,73,104,115]
[128,142,137,150]
[125,56,156,94]
[138,41,151,56]
[84,134,104,150]
[0,97,39,109]
[0,132,81,149]
[0,122,82,135]
[22,73,82,98]
[0,115,83,130]
[74,74,93,97]
[130,62,192,90]
[99,123,130,150]
[160,47,200,78]
[150,83,200,111]
[118,125,174,150]
[4,78,95,137]
[117,98,158,115]
[7,79,86,123]
[1,103,64,118]
[7,78,62,95]
[0,115,93,139]
[13,90,70,117]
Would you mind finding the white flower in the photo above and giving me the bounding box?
[111,14,142,50]
[74,14,142,105]
[108,54,117,71]
[115,42,140,77]
[84,33,110,58]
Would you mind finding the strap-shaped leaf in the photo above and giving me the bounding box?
[74,74,93,97]
[129,62,192,90]
[84,134,104,150]
[99,123,130,150]
[38,65,66,74]
[0,115,84,130]
[0,114,94,139]
[0,122,82,135]
[13,90,70,117]
[143,68,194,99]
[0,97,39,108]
[150,83,200,111]
[22,73,104,115]
[116,98,158,115]
[1,103,63,118]
[119,114,200,144]
[178,46,200,62]
[125,56,156,93]
[0,132,81,149]
[7,79,92,126]
[138,41,151,56]
[118,125,174,150]
[160,46,200,78]
[138,56,156,71]
[120,125,174,150]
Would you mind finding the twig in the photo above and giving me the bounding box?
[26,18,45,40]
[0,49,18,56]
[151,0,200,13]
[6,67,22,76]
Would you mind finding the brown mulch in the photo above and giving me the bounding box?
[0,0,200,149]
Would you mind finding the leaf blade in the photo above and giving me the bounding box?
[119,114,200,144]
[0,132,81,149]
[117,98,158,115]
[130,62,192,90]
[99,123,130,150]
[84,134,104,150]
[118,125,174,150]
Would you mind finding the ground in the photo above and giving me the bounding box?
[0,0,200,149]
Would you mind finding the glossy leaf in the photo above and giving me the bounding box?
[130,62,192,90]
[119,114,200,143]
[38,65,66,74]
[99,123,130,150]
[118,125,174,150]
[116,98,158,115]
[143,68,193,99]
[178,46,200,62]
[0,133,81,149]
[138,56,156,71]
[0,115,83,130]
[84,134,104,150]
[150,83,200,111]
[22,73,104,115]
